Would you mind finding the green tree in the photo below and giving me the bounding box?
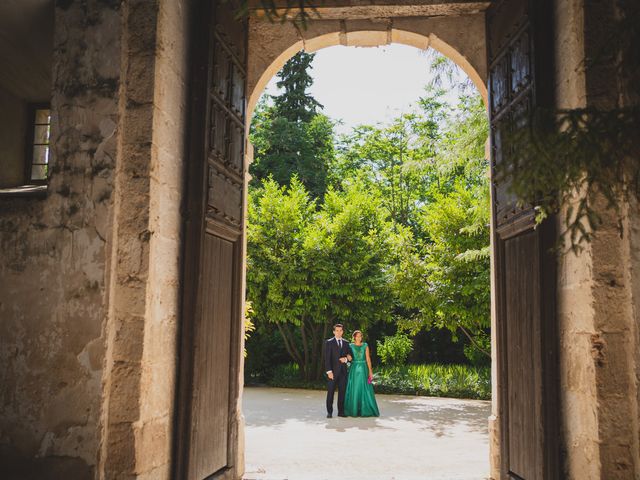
[390,93,491,360]
[392,182,490,355]
[273,51,322,122]
[329,85,489,361]
[249,52,335,199]
[332,87,449,234]
[248,51,491,371]
[247,178,394,380]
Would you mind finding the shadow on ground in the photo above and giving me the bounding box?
[243,386,490,480]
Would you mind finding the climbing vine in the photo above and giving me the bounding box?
[496,1,639,253]
[497,106,640,253]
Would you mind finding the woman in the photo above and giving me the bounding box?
[344,330,380,417]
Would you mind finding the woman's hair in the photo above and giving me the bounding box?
[352,330,363,340]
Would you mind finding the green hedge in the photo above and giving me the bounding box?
[372,364,491,400]
[264,363,491,400]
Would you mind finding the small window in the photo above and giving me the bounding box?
[27,106,51,183]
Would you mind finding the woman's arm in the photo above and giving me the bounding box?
[365,345,374,377]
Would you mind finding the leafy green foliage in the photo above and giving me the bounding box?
[376,333,414,366]
[497,106,640,253]
[333,83,491,361]
[247,178,394,380]
[267,362,491,400]
[332,87,448,233]
[250,53,335,200]
[392,180,490,342]
[463,330,491,367]
[373,364,491,399]
[244,302,256,358]
[247,50,492,376]
[244,322,291,382]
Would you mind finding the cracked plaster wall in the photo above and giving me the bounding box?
[0,1,190,479]
[0,1,120,478]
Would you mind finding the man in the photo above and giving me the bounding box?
[324,324,353,418]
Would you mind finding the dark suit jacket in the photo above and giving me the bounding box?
[324,337,354,378]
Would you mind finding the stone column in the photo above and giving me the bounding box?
[98,0,190,478]
[556,0,640,478]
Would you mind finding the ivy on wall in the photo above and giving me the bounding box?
[498,1,639,253]
[498,106,640,253]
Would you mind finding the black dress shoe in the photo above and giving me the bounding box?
[327,413,332,418]
[338,413,347,417]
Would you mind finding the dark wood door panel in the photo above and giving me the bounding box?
[188,234,235,479]
[487,1,559,478]
[176,0,247,478]
[505,232,542,479]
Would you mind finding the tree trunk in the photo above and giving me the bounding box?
[315,321,330,381]
[300,320,310,380]
[276,323,304,370]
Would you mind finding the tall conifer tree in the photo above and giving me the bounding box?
[250,51,334,200]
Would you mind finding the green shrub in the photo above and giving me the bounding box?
[262,362,491,400]
[244,323,292,383]
[269,363,325,390]
[373,364,491,399]
[377,333,413,366]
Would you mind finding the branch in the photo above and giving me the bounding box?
[458,325,491,358]
[276,323,303,365]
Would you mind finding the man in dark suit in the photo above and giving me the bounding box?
[324,323,353,418]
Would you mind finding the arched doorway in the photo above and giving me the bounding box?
[244,41,491,480]
[173,2,559,479]
[246,29,488,120]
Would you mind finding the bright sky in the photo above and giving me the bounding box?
[262,43,470,134]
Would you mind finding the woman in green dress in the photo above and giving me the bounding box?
[344,330,380,417]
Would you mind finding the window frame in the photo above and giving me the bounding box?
[24,102,52,185]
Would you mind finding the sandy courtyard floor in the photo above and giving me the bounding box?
[243,387,490,480]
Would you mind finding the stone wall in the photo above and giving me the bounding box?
[247,12,487,120]
[98,0,190,478]
[628,190,640,480]
[555,0,640,478]
[553,1,599,477]
[0,1,121,478]
[0,1,190,478]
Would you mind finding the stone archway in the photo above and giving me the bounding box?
[242,15,498,477]
[2,2,639,479]
[246,18,488,121]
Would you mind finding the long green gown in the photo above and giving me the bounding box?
[344,343,380,417]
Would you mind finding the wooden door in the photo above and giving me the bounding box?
[175,0,248,478]
[487,1,560,478]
